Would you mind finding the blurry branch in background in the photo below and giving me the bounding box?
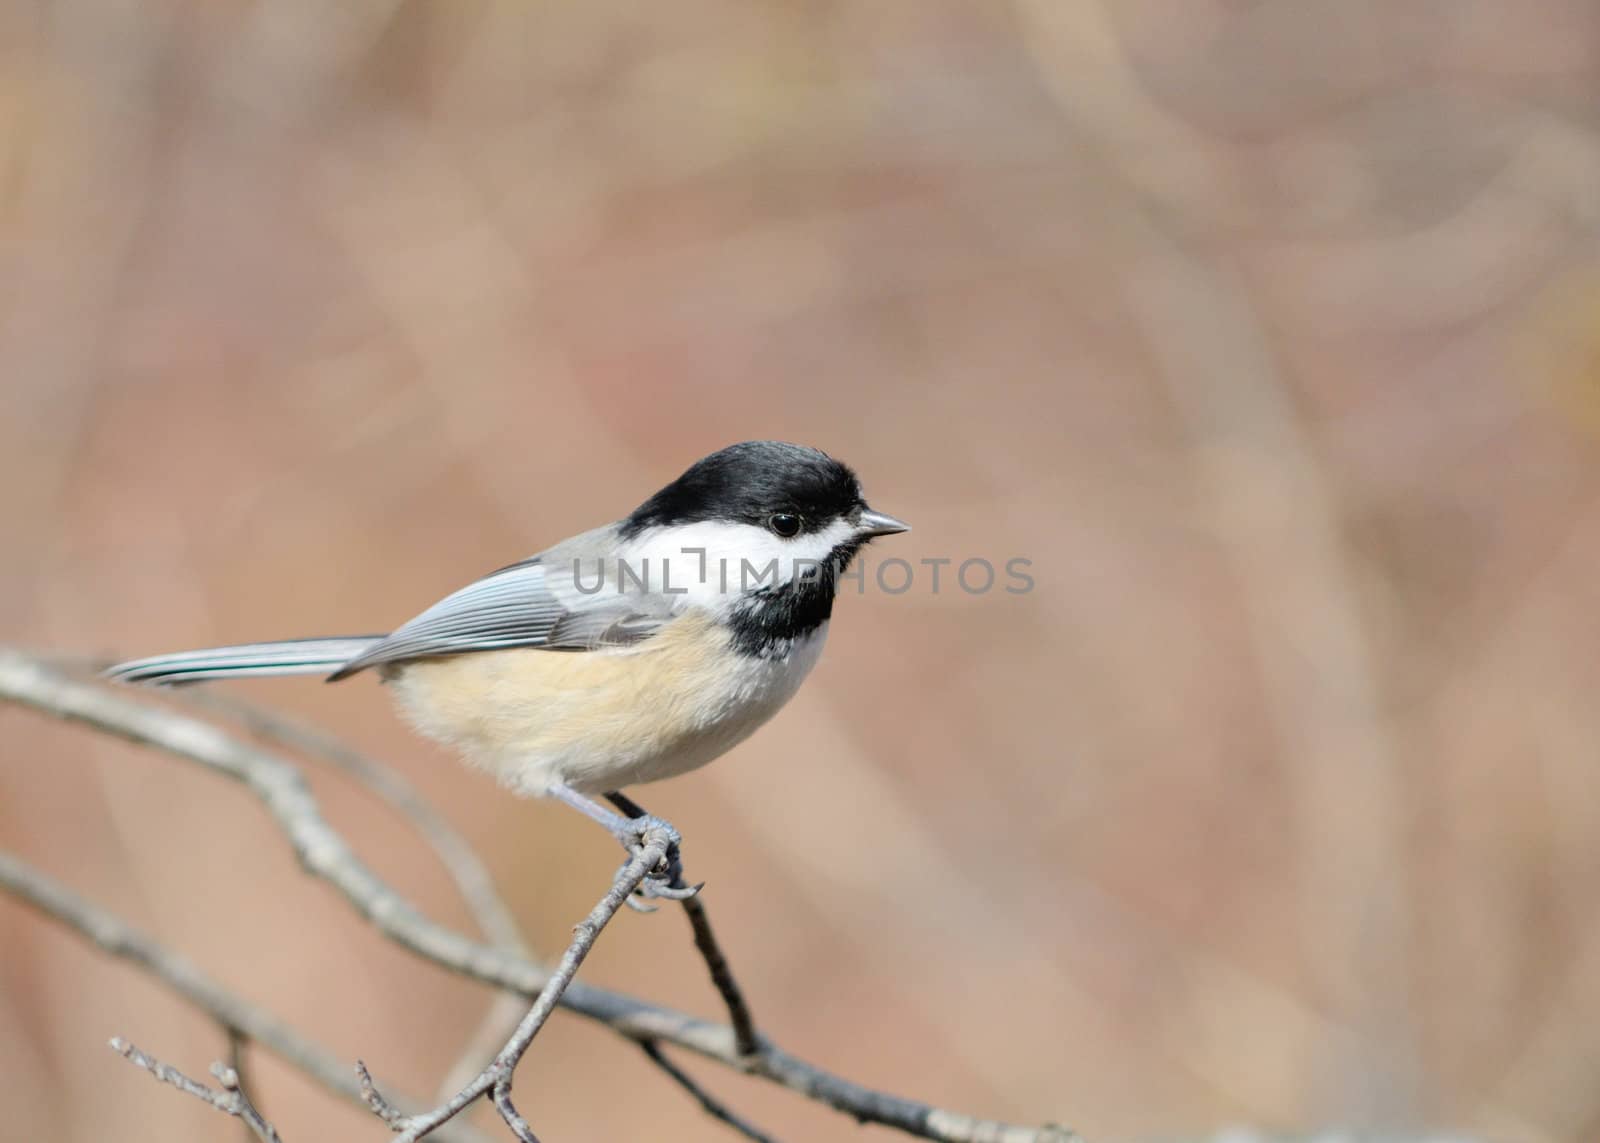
[1013,7,1420,1109]
[0,650,1076,1143]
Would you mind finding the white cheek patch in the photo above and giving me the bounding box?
[619,518,855,611]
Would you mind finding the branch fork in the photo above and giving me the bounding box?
[357,827,674,1142]
[110,1037,284,1143]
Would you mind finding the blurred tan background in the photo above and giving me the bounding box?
[3,2,1600,1140]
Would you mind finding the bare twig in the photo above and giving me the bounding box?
[110,1038,283,1142]
[0,851,493,1143]
[0,649,1076,1143]
[604,792,776,1137]
[680,885,759,1046]
[359,826,672,1142]
[640,1040,778,1143]
[606,791,760,1058]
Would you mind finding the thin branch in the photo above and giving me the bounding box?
[641,1040,778,1143]
[606,791,760,1058]
[0,851,493,1143]
[110,1038,283,1142]
[0,649,1077,1143]
[605,791,775,1138]
[359,826,672,1142]
[680,882,759,1049]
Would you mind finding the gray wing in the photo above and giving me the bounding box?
[328,532,670,679]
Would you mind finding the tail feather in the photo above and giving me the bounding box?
[104,636,385,686]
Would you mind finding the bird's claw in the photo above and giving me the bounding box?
[609,813,702,902]
[612,813,680,853]
[604,810,700,896]
[616,859,701,903]
[640,876,704,901]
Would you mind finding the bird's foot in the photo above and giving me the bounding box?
[611,814,701,903]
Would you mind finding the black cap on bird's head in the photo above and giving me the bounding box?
[620,441,909,543]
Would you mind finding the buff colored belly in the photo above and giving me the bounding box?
[384,613,826,795]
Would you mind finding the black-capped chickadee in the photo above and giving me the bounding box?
[107,441,908,894]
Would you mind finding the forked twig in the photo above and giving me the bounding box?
[606,791,760,1057]
[357,826,673,1141]
[110,1038,282,1143]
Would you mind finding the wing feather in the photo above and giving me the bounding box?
[328,551,665,679]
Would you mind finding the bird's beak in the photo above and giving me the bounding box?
[856,507,911,537]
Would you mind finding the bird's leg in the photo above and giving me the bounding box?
[545,782,699,901]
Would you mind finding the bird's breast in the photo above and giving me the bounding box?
[385,613,828,794]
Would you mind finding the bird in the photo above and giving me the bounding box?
[106,441,909,896]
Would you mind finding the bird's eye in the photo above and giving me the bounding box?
[767,513,802,538]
